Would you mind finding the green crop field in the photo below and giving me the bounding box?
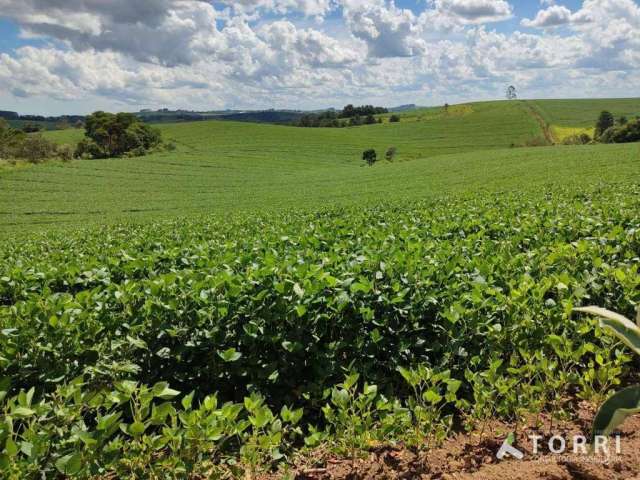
[1,99,640,478]
[2,100,639,233]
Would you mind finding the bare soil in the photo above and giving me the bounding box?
[266,402,640,480]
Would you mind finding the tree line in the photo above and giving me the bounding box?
[295,105,392,128]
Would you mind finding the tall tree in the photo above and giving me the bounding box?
[595,111,615,139]
[506,85,517,100]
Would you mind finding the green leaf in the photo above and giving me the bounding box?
[293,283,304,298]
[129,421,146,437]
[218,348,242,362]
[12,407,35,417]
[153,382,181,400]
[423,389,442,404]
[592,385,640,441]
[55,453,83,475]
[181,391,195,410]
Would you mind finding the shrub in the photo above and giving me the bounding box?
[57,144,75,162]
[385,146,397,161]
[389,115,400,123]
[562,133,591,145]
[364,115,376,125]
[599,119,640,144]
[14,134,58,163]
[21,123,42,133]
[521,136,551,147]
[362,149,377,166]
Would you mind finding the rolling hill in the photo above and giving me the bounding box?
[0,99,639,234]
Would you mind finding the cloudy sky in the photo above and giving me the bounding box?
[0,0,639,115]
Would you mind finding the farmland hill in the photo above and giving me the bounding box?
[0,98,639,233]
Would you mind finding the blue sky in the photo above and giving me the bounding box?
[0,0,638,115]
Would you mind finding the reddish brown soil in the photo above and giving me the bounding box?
[266,403,640,480]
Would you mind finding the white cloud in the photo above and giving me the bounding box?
[342,0,427,57]
[219,0,335,17]
[0,0,639,113]
[521,5,573,28]
[430,0,513,24]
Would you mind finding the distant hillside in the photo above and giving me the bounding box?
[389,104,421,112]
[135,109,304,125]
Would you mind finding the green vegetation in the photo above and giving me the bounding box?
[295,104,388,128]
[574,307,640,441]
[2,186,639,477]
[0,119,71,165]
[75,112,162,159]
[2,100,553,232]
[1,98,640,477]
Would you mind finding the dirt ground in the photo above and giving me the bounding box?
[267,402,640,479]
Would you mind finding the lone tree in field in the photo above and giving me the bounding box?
[506,85,517,100]
[363,149,377,166]
[75,111,161,159]
[595,111,615,139]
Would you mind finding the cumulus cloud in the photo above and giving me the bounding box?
[0,0,223,66]
[219,0,335,17]
[0,0,639,112]
[430,0,513,24]
[521,5,573,28]
[342,0,427,57]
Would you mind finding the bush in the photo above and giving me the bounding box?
[362,149,377,166]
[562,133,591,145]
[599,119,640,144]
[77,111,162,159]
[57,144,75,162]
[385,146,397,161]
[389,115,401,123]
[14,134,58,163]
[521,136,552,147]
[21,123,42,133]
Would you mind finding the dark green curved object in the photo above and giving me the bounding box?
[592,385,640,442]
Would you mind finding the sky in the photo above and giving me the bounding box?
[0,0,638,115]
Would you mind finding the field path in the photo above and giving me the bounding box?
[522,100,557,145]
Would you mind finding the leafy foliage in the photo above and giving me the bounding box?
[362,148,377,165]
[574,306,640,440]
[75,112,161,159]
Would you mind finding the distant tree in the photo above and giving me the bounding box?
[444,103,449,112]
[362,149,377,166]
[55,119,71,130]
[349,115,363,127]
[339,104,388,119]
[74,120,85,129]
[76,111,161,159]
[506,85,517,100]
[342,104,356,118]
[389,115,401,123]
[599,118,640,144]
[385,146,397,161]
[595,111,615,139]
[22,123,42,133]
[364,114,376,125]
